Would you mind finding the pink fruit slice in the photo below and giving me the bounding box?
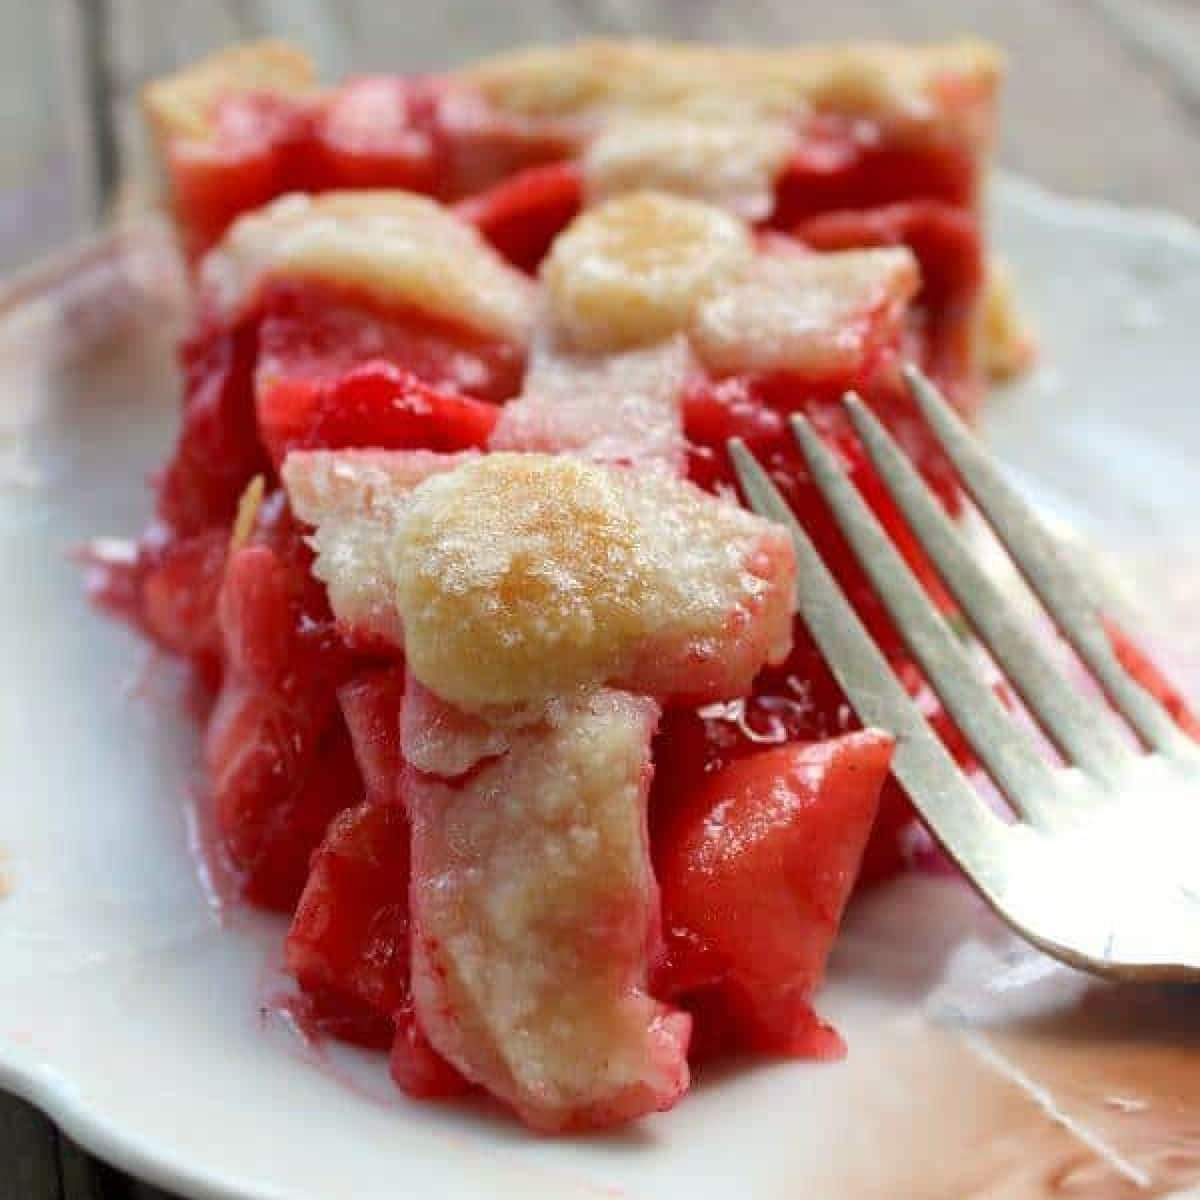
[489,336,690,474]
[655,731,894,1059]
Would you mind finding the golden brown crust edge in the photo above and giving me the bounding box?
[143,36,1003,146]
[142,39,317,145]
[459,38,1004,147]
[983,259,1037,380]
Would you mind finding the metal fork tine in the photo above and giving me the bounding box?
[844,392,1135,783]
[728,438,1012,888]
[904,365,1193,760]
[789,415,1068,829]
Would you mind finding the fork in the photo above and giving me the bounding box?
[729,365,1200,981]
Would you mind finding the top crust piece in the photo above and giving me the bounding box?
[283,449,796,712]
[463,38,1002,146]
[146,37,1001,147]
[143,39,317,142]
[199,190,537,342]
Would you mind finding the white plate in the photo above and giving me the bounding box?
[2,177,1200,1200]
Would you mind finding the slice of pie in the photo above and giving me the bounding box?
[89,39,1042,1130]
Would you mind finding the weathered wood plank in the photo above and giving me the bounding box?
[329,0,583,70]
[1091,0,1200,117]
[0,1094,60,1200]
[0,0,99,272]
[234,0,355,78]
[105,0,254,213]
[857,0,1200,218]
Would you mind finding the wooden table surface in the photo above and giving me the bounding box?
[5,0,1200,1194]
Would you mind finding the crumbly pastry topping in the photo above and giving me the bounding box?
[982,258,1037,380]
[272,193,926,715]
[462,38,1002,145]
[391,453,791,708]
[400,674,518,778]
[206,186,919,386]
[144,36,1002,149]
[582,114,796,221]
[282,448,477,646]
[542,191,754,352]
[540,190,920,375]
[143,39,317,142]
[408,688,689,1131]
[284,450,794,711]
[489,335,690,472]
[282,447,478,524]
[690,245,919,375]
[200,191,538,342]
